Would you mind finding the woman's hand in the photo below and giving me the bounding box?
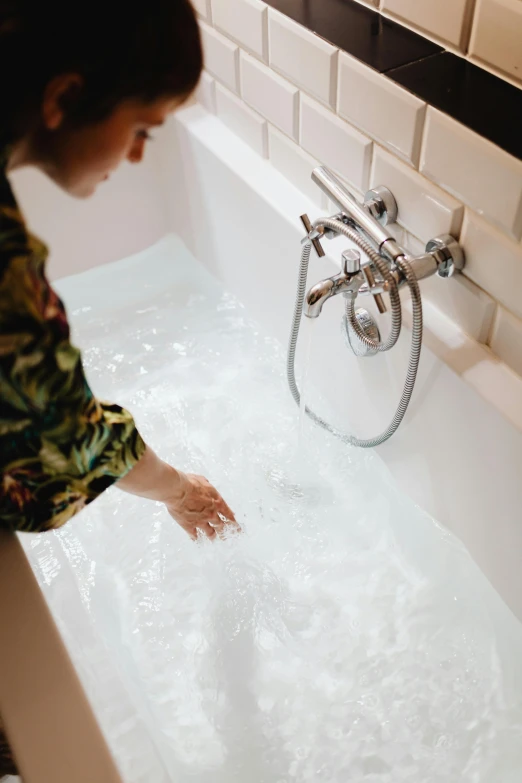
[166,473,239,540]
[117,444,239,540]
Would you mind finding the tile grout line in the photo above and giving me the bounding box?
[416,103,430,177]
[293,90,301,146]
[262,5,269,64]
[411,103,427,171]
[461,0,479,55]
[236,46,242,98]
[485,302,499,348]
[330,50,340,113]
[383,51,445,77]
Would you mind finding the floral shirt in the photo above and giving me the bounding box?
[0,154,146,532]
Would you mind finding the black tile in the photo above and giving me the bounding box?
[265,0,441,73]
[388,53,522,160]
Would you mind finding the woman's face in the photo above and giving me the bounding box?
[12,75,183,198]
[46,97,181,198]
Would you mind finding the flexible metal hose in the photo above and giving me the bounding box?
[315,218,402,352]
[287,219,423,448]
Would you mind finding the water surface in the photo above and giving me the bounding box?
[24,236,522,783]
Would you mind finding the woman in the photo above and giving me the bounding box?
[0,0,237,775]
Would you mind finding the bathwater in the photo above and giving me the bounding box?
[24,236,522,783]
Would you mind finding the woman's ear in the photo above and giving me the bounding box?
[41,73,84,130]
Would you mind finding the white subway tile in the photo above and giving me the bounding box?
[371,147,463,241]
[215,84,268,157]
[268,126,327,208]
[195,72,216,114]
[268,9,338,108]
[200,23,239,93]
[300,94,372,193]
[490,307,522,378]
[382,0,473,49]
[193,0,212,21]
[212,0,268,61]
[470,0,522,83]
[461,211,522,321]
[421,108,522,240]
[240,52,299,140]
[391,226,425,256]
[338,53,426,165]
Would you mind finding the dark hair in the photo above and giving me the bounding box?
[0,0,203,146]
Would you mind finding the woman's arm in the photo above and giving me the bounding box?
[0,182,236,537]
[0,214,145,531]
[117,445,237,539]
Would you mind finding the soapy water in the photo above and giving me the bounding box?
[23,237,522,782]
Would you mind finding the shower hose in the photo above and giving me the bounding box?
[287,217,423,448]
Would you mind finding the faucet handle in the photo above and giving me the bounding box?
[361,262,388,315]
[342,248,361,274]
[342,249,387,313]
[300,214,325,258]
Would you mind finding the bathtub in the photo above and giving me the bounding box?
[5,103,522,782]
[163,105,522,623]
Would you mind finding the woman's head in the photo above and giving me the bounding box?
[1,0,203,196]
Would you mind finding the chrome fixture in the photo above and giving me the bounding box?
[303,248,363,318]
[287,166,465,448]
[345,308,381,358]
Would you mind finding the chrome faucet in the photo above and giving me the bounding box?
[287,165,466,448]
[301,167,464,322]
[304,249,363,318]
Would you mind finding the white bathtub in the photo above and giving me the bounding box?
[153,104,522,623]
[12,101,522,619]
[8,103,522,782]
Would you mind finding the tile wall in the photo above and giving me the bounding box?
[377,0,522,85]
[194,0,522,379]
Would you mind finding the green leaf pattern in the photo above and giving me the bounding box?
[0,156,146,532]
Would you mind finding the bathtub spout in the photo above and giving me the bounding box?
[304,269,363,318]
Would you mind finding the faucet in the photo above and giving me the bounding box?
[287,165,466,448]
[302,167,465,321]
[304,249,364,318]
